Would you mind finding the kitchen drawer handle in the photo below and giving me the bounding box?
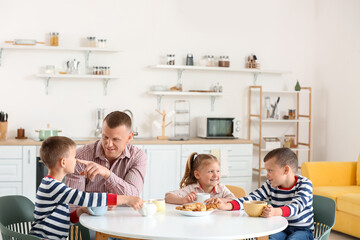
[28,149,31,164]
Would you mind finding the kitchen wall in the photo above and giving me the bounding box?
[0,0,358,163]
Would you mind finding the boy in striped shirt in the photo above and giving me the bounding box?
[212,148,314,240]
[30,136,144,240]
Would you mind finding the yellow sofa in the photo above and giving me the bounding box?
[302,155,360,238]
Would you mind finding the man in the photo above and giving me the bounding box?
[65,111,147,201]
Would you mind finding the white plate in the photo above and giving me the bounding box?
[175,209,215,217]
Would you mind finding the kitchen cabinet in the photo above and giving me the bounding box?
[141,145,181,200]
[0,44,120,95]
[248,86,312,187]
[181,144,253,194]
[0,146,36,202]
[149,64,290,111]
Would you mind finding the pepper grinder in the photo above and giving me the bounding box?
[186,54,194,66]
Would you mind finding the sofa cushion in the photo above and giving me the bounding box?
[337,194,360,217]
[302,162,357,187]
[357,154,360,186]
[313,186,360,202]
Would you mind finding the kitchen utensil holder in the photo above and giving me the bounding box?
[0,122,8,139]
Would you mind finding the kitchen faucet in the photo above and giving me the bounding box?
[123,109,139,136]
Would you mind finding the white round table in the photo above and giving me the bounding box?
[80,204,288,240]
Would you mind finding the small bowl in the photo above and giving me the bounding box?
[243,201,267,217]
[88,206,108,216]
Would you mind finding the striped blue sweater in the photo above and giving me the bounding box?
[30,176,108,240]
[233,175,314,230]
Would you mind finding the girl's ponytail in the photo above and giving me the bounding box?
[179,152,197,188]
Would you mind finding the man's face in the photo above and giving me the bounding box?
[101,122,133,161]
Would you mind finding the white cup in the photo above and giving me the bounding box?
[149,199,166,212]
[138,202,157,217]
[196,193,210,203]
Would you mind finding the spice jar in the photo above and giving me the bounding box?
[167,54,175,65]
[49,32,59,46]
[288,109,296,120]
[219,56,230,67]
[207,55,215,67]
[87,37,96,47]
[284,135,297,148]
[283,135,291,148]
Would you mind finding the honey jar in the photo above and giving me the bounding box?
[49,32,59,46]
[284,134,297,148]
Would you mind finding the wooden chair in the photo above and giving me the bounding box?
[225,185,247,198]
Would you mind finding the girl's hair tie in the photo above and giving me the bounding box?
[193,153,198,160]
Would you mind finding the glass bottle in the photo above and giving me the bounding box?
[218,56,225,67]
[50,32,59,46]
[223,56,230,67]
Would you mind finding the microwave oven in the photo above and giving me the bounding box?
[197,117,241,139]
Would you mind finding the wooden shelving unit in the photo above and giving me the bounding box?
[248,86,312,187]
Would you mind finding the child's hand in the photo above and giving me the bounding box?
[183,192,197,204]
[76,207,89,217]
[204,197,217,205]
[108,205,116,211]
[124,196,143,210]
[262,204,276,218]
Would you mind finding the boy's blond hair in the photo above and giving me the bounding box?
[264,148,298,172]
[40,136,76,169]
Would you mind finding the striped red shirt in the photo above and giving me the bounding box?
[65,140,146,200]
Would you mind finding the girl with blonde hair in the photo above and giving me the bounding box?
[165,152,235,204]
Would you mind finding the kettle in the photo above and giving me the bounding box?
[66,59,80,74]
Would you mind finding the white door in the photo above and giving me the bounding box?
[142,145,181,200]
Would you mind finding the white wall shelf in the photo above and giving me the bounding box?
[150,64,291,85]
[0,45,120,67]
[36,74,120,95]
[148,91,223,111]
[251,119,310,123]
[259,146,310,152]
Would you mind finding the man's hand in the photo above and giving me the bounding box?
[123,196,143,210]
[77,159,111,181]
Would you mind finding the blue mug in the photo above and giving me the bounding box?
[88,206,108,216]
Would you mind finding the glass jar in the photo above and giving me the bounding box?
[218,56,225,67]
[49,32,59,46]
[87,37,96,47]
[288,109,296,120]
[45,65,55,74]
[167,54,175,65]
[284,135,296,148]
[93,66,98,75]
[223,56,230,67]
[283,135,291,148]
[207,55,215,67]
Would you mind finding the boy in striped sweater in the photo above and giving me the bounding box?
[211,148,314,240]
[30,136,144,240]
